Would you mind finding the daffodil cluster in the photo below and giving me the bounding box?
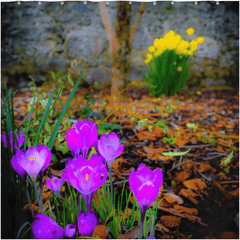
[145,28,205,64]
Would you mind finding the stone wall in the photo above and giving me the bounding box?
[1,1,239,89]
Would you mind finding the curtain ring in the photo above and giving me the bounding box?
[194,1,198,5]
[83,1,87,4]
[216,1,219,5]
[17,1,21,4]
[38,1,41,4]
[129,1,132,4]
[106,1,109,5]
[153,1,156,5]
[60,1,64,5]
[171,1,174,5]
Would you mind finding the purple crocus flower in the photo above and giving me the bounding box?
[14,146,51,181]
[65,154,108,212]
[1,129,25,151]
[32,214,77,239]
[78,210,99,236]
[65,224,77,238]
[66,119,98,158]
[46,172,65,192]
[129,163,163,238]
[98,132,124,169]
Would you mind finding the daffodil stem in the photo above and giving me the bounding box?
[24,185,34,217]
[109,167,113,210]
[33,180,44,213]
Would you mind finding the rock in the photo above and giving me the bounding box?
[64,27,108,59]
[195,36,219,59]
[83,67,112,88]
[205,78,226,87]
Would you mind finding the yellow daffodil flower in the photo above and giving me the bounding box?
[148,46,155,53]
[186,27,195,36]
[196,36,205,44]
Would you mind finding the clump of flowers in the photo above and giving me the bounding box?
[8,115,163,239]
[143,28,205,97]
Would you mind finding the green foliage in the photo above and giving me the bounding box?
[162,147,192,156]
[143,49,193,97]
[220,151,234,166]
[165,4,173,11]
[1,85,34,238]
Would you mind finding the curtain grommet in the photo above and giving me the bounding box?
[153,1,156,5]
[171,1,174,5]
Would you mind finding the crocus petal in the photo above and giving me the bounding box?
[11,150,26,179]
[152,168,163,191]
[135,183,158,206]
[106,132,120,149]
[1,134,7,146]
[66,127,81,157]
[14,129,25,150]
[94,139,101,156]
[37,145,51,173]
[76,120,98,158]
[111,144,124,160]
[15,134,25,150]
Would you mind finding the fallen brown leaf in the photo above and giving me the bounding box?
[22,203,41,214]
[219,231,239,239]
[174,170,192,183]
[161,215,181,228]
[183,178,207,192]
[117,225,140,239]
[173,204,198,215]
[93,225,109,239]
[164,191,184,205]
[177,188,198,205]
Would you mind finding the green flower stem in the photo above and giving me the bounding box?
[109,166,114,210]
[139,205,149,239]
[138,222,143,239]
[77,192,80,212]
[39,176,43,211]
[55,191,66,203]
[24,185,34,217]
[104,181,107,212]
[32,180,44,213]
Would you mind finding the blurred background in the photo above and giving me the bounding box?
[1,1,239,90]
